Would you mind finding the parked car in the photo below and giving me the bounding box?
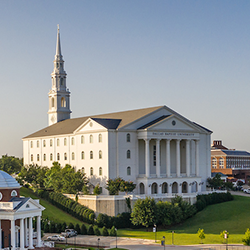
[47,235,66,241]
[61,229,77,238]
[244,188,250,194]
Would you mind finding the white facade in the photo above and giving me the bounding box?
[23,27,212,196]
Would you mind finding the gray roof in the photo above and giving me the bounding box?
[211,172,228,178]
[221,150,250,156]
[9,197,30,211]
[138,115,170,129]
[0,171,20,189]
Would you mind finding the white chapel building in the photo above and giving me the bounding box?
[23,27,212,196]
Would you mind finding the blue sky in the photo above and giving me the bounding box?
[1,0,250,157]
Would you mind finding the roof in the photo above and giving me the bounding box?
[23,106,164,138]
[138,115,170,129]
[211,172,228,178]
[23,105,211,139]
[0,171,20,189]
[9,197,30,211]
[221,150,250,156]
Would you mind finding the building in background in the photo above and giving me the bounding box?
[211,140,250,182]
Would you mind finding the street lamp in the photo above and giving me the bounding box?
[115,228,117,248]
[162,236,165,250]
[153,224,157,243]
[172,231,174,245]
[97,238,100,250]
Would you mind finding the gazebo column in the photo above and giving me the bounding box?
[36,216,41,247]
[10,219,16,250]
[145,139,150,178]
[186,139,191,177]
[0,220,2,249]
[20,218,25,250]
[166,139,171,177]
[24,218,28,247]
[156,139,161,177]
[29,217,34,249]
[176,139,181,177]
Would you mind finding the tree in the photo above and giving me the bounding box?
[207,173,223,189]
[197,228,205,244]
[106,177,136,195]
[0,155,23,174]
[93,184,102,195]
[242,228,250,245]
[220,230,229,243]
[109,226,117,236]
[102,226,109,236]
[87,225,94,235]
[80,224,87,235]
[120,181,136,194]
[131,197,157,229]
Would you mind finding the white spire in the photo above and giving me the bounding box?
[55,24,63,61]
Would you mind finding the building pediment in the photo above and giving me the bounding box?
[75,118,108,133]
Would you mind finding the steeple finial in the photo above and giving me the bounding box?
[55,24,62,59]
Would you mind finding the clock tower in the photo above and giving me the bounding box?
[48,25,71,126]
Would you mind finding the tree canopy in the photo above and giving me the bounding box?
[0,155,23,174]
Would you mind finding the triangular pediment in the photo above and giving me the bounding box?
[14,198,45,212]
[139,115,200,132]
[75,118,108,133]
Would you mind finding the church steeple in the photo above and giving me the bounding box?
[48,25,71,126]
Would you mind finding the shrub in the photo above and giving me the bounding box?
[68,222,74,229]
[102,226,109,236]
[109,226,117,236]
[197,228,205,244]
[87,225,94,235]
[94,225,101,236]
[75,223,80,234]
[242,228,250,245]
[80,224,87,235]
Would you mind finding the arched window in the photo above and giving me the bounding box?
[90,151,93,159]
[31,154,33,161]
[90,167,93,176]
[50,139,53,147]
[52,97,55,107]
[64,138,67,146]
[98,134,102,143]
[37,154,40,161]
[37,140,39,148]
[43,154,46,161]
[99,150,102,159]
[71,137,75,145]
[127,166,131,175]
[61,97,66,107]
[127,150,131,159]
[72,152,75,160]
[64,153,67,160]
[57,153,60,161]
[90,135,93,143]
[81,135,84,144]
[30,141,33,148]
[43,140,46,147]
[81,151,84,160]
[11,190,17,197]
[151,182,158,194]
[127,133,130,142]
[50,153,53,161]
[99,167,102,176]
[57,139,60,146]
[139,183,145,194]
[219,158,224,168]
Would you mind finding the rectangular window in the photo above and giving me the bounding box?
[153,145,156,166]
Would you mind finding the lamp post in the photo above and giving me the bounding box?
[172,231,174,245]
[153,224,157,243]
[115,228,117,248]
[163,236,165,250]
[97,238,100,250]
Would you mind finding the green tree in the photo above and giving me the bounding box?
[242,228,250,245]
[102,226,109,236]
[220,230,229,243]
[109,226,117,236]
[197,228,205,244]
[87,225,94,235]
[93,184,102,195]
[207,173,223,189]
[120,181,136,194]
[0,155,23,174]
[131,197,157,229]
[106,177,123,195]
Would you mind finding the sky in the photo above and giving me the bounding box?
[1,0,250,158]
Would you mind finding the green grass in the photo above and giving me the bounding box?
[20,187,83,225]
[20,188,250,245]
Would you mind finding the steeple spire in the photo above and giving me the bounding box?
[48,25,71,126]
[55,24,62,60]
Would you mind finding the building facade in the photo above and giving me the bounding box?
[23,27,212,196]
[211,140,250,181]
[0,171,45,250]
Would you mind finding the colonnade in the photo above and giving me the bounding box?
[144,138,200,177]
[0,215,41,250]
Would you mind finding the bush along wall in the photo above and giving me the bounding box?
[196,192,234,212]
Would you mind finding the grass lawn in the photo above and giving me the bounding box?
[20,187,83,225]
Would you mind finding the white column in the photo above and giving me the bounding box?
[10,219,16,250]
[168,184,172,195]
[166,139,171,177]
[24,218,28,247]
[187,183,191,194]
[178,183,181,194]
[36,216,41,247]
[176,139,181,177]
[20,218,24,250]
[156,139,161,177]
[29,217,34,249]
[0,220,2,249]
[158,184,162,194]
[145,139,150,178]
[195,140,200,177]
[186,139,191,177]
